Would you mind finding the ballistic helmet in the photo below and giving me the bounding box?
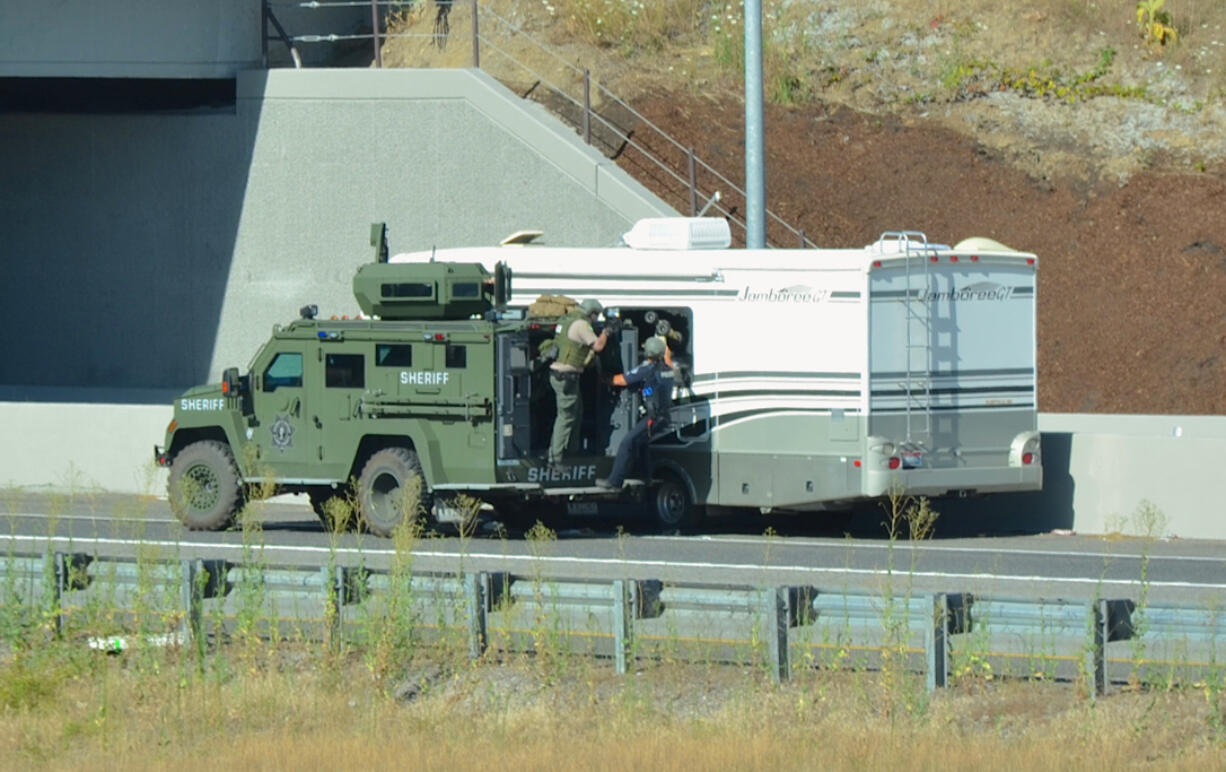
[643,336,667,359]
[580,298,603,316]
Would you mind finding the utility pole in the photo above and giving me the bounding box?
[744,0,766,248]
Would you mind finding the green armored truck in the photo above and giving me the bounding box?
[155,226,678,536]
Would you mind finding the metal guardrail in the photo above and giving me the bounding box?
[3,551,1223,695]
[259,0,815,248]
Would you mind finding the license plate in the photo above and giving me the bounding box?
[567,501,599,515]
[901,451,923,469]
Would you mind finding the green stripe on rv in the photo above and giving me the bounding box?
[515,287,740,297]
[692,371,861,382]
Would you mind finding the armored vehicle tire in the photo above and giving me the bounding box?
[650,471,702,532]
[167,440,244,531]
[357,447,430,537]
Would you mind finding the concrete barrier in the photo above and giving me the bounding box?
[1040,413,1226,540]
[0,402,171,496]
[1,404,1221,540]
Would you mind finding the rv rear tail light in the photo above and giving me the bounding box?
[853,459,862,467]
[873,260,882,268]
[970,255,979,262]
[929,256,938,262]
[1022,452,1035,465]
[888,457,901,470]
[950,255,959,262]
[1027,258,1036,265]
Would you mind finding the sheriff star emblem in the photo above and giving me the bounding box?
[270,413,295,452]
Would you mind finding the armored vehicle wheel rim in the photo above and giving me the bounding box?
[182,463,222,511]
[652,472,699,531]
[368,471,404,526]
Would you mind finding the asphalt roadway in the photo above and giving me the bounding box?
[2,491,1224,607]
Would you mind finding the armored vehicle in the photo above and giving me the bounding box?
[156,225,672,536]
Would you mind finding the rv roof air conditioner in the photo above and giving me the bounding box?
[622,217,732,251]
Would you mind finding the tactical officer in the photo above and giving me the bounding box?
[548,298,609,467]
[599,336,675,489]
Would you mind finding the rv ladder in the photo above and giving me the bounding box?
[882,230,934,450]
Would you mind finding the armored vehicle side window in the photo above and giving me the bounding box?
[263,353,303,392]
[326,354,364,388]
[376,344,412,367]
[445,344,466,368]
[452,282,479,298]
[382,282,433,299]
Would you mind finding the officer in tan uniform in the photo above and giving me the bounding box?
[548,298,609,467]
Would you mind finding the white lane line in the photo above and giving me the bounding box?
[6,534,1226,591]
[647,535,1226,563]
[11,512,1222,564]
[5,513,178,524]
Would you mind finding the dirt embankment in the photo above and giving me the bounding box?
[384,2,1226,414]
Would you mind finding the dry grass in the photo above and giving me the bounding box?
[386,0,1226,99]
[1,642,1223,770]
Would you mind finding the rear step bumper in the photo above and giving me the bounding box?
[863,464,1042,497]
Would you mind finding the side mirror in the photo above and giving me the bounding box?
[221,367,242,397]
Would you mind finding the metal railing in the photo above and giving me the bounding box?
[259,0,815,248]
[4,550,1223,695]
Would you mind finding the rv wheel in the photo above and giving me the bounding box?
[651,472,701,532]
[357,448,431,537]
[167,440,244,531]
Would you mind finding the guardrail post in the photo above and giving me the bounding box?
[927,593,950,691]
[763,586,790,683]
[613,579,637,674]
[180,559,204,645]
[1085,599,1107,699]
[322,565,346,651]
[471,0,480,68]
[51,551,67,638]
[466,572,487,660]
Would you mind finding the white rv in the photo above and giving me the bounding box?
[391,217,1041,523]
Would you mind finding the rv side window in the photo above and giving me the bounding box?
[445,344,467,368]
[376,344,412,367]
[326,354,365,389]
[263,352,303,392]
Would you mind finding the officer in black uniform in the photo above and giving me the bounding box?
[599,336,675,489]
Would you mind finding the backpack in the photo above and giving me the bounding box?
[527,294,579,318]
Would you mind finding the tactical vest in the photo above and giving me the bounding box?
[553,311,595,369]
[641,362,675,423]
